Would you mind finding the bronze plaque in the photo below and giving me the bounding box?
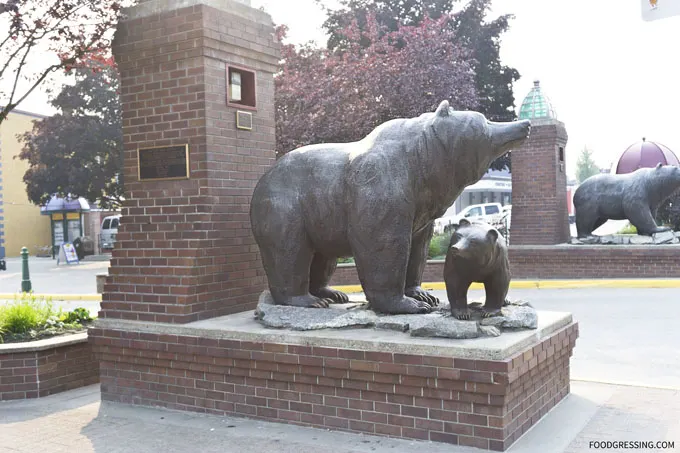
[236,110,253,130]
[137,144,189,181]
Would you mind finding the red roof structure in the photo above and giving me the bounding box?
[614,138,679,174]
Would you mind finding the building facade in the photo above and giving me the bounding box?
[0,109,52,257]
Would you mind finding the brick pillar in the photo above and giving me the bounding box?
[101,0,279,323]
[510,119,570,245]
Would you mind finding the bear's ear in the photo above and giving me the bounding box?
[656,162,663,169]
[435,100,450,117]
[458,218,470,227]
[487,229,499,243]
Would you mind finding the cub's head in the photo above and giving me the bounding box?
[447,218,505,261]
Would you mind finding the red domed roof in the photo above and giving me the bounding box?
[614,138,680,174]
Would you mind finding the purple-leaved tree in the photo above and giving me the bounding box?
[275,13,478,157]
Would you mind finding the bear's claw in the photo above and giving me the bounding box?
[405,287,440,307]
[311,286,349,304]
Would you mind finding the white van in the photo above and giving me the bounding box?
[100,215,120,250]
[434,203,503,233]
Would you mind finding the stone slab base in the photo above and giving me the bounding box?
[91,312,578,451]
[0,333,99,401]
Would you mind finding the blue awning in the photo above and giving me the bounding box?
[40,195,91,214]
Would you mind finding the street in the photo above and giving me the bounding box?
[0,256,109,295]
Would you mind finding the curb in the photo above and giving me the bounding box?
[0,294,103,301]
[2,279,679,301]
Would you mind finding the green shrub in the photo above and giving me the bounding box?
[428,232,452,259]
[618,223,638,235]
[61,307,93,324]
[0,293,56,334]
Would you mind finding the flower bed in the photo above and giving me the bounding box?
[0,294,94,344]
[0,294,99,400]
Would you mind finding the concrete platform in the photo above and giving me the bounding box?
[97,310,571,361]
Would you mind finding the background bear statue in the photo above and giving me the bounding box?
[250,100,531,315]
[573,163,680,237]
[443,219,510,320]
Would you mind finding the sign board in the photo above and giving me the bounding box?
[57,242,79,265]
[641,0,680,21]
[236,111,253,130]
[137,144,190,181]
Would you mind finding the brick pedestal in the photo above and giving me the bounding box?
[91,317,578,451]
[510,119,570,245]
[101,0,279,323]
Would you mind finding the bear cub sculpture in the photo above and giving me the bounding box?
[444,219,510,320]
[574,163,680,237]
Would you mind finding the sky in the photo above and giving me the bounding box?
[250,0,680,178]
[6,0,680,179]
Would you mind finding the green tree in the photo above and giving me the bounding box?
[18,55,123,209]
[0,0,127,124]
[575,146,601,183]
[318,0,521,170]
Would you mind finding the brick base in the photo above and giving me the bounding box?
[90,323,578,450]
[0,334,99,401]
[329,245,680,285]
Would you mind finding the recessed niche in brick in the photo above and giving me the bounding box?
[227,65,256,109]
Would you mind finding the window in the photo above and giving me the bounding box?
[466,207,482,217]
[111,218,119,229]
[485,205,500,215]
[227,66,256,109]
[102,219,111,229]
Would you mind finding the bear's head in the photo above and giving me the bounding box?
[651,163,680,195]
[431,100,531,175]
[448,219,505,262]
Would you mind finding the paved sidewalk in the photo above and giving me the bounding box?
[1,381,678,453]
[0,257,109,296]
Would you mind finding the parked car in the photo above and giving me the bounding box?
[100,215,120,250]
[434,202,504,233]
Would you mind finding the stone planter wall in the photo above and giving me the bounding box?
[0,332,99,401]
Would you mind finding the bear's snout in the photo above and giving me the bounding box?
[489,120,531,151]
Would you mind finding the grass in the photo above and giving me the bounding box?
[0,293,94,344]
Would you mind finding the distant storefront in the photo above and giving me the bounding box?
[40,196,91,252]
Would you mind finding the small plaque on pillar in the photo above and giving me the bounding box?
[236,111,253,130]
[137,144,190,181]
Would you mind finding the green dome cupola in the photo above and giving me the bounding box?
[518,80,557,120]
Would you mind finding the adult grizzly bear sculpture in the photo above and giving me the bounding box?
[573,163,680,237]
[250,100,531,314]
